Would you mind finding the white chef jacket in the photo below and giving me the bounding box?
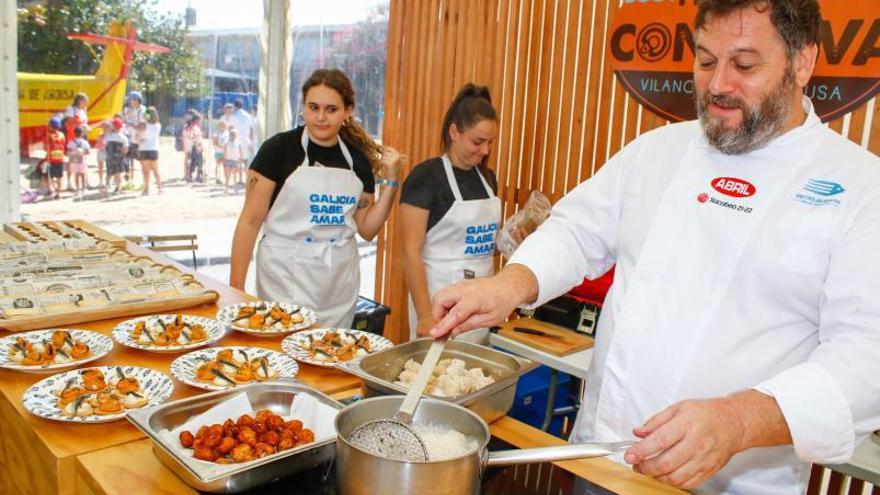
[508,97,880,495]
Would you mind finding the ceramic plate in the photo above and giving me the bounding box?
[112,314,227,353]
[170,346,299,391]
[216,301,317,337]
[281,328,393,368]
[22,365,173,423]
[0,329,113,374]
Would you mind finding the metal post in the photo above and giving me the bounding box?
[258,0,292,141]
[209,31,218,137]
[1,0,21,222]
[542,368,559,432]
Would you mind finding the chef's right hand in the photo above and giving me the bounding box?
[430,264,539,339]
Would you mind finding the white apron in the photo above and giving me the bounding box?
[256,128,363,328]
[408,155,501,343]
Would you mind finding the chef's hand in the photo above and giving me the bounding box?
[380,146,406,181]
[430,264,538,339]
[624,398,744,489]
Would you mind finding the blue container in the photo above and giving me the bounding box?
[508,364,576,437]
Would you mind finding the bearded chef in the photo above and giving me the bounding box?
[428,1,880,493]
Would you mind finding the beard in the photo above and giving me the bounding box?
[696,66,797,155]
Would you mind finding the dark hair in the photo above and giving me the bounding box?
[73,92,88,106]
[74,126,85,138]
[440,83,498,175]
[234,98,244,109]
[185,109,201,127]
[302,68,383,173]
[695,0,822,59]
[440,83,497,170]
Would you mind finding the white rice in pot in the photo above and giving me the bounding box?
[413,422,479,461]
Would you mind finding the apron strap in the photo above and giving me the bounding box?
[441,155,463,201]
[474,165,494,197]
[301,127,355,171]
[441,154,495,200]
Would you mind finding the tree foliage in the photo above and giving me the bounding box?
[17,0,206,97]
[289,3,389,137]
[328,4,389,137]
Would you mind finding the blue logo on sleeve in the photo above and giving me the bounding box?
[804,179,845,196]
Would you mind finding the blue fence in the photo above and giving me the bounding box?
[170,92,258,119]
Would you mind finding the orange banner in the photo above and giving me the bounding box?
[607,0,880,122]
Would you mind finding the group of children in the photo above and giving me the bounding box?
[41,106,164,199]
[212,120,247,193]
[179,112,246,193]
[42,117,91,200]
[41,106,245,200]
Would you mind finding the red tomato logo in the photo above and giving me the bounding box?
[697,193,709,203]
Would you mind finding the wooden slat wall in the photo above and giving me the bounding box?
[376,0,880,344]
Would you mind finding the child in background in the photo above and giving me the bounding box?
[137,106,163,195]
[66,126,91,198]
[183,112,203,182]
[63,112,87,191]
[44,117,67,200]
[213,120,229,184]
[95,122,110,191]
[104,117,129,194]
[222,127,245,194]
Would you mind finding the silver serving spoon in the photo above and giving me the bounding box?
[349,338,446,461]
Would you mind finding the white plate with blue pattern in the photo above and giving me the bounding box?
[281,328,393,368]
[22,365,174,423]
[216,301,317,337]
[170,346,299,391]
[112,314,227,353]
[0,329,113,374]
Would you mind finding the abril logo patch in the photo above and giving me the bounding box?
[711,177,755,198]
[607,0,880,123]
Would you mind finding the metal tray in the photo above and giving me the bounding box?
[126,379,342,493]
[337,339,537,423]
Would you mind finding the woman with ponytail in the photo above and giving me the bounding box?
[399,83,500,343]
[230,68,405,328]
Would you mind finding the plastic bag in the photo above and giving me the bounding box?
[497,190,552,259]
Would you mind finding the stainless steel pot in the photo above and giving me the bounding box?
[335,396,631,495]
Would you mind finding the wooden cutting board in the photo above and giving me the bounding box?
[497,318,594,356]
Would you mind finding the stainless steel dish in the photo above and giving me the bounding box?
[336,396,632,495]
[337,338,537,423]
[126,379,342,493]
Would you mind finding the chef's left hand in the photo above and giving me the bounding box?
[379,146,406,181]
[624,398,743,489]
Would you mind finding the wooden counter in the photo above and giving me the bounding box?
[72,415,683,495]
[489,417,684,495]
[0,244,360,495]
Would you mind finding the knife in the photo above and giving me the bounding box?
[512,326,564,339]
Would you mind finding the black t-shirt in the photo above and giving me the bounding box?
[250,126,376,208]
[400,157,498,231]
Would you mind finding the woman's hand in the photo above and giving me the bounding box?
[379,146,406,181]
